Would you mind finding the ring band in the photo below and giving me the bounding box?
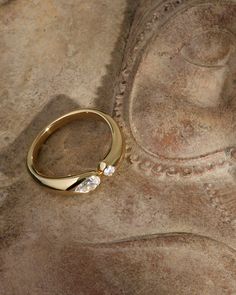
[27,109,124,194]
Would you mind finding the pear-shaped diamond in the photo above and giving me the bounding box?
[75,175,101,193]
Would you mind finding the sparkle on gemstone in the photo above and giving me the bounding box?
[103,165,116,176]
[75,175,101,193]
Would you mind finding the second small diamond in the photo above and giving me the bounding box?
[103,165,116,176]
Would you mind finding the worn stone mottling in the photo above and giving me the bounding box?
[1,0,236,294]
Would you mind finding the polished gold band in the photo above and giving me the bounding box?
[27,109,124,194]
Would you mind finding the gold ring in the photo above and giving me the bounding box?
[27,109,124,194]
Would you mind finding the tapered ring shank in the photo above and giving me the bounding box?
[27,109,124,193]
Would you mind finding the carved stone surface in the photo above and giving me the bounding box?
[1,0,236,294]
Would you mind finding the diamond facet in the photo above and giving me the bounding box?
[75,175,101,193]
[103,165,116,176]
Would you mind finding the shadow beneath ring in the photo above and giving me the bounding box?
[0,94,80,181]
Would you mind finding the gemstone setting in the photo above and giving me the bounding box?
[75,175,101,193]
[103,165,116,176]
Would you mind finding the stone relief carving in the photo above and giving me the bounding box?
[114,0,236,178]
[1,0,236,294]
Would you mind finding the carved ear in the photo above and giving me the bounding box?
[113,0,236,178]
[60,233,236,294]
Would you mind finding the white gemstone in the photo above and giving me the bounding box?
[103,165,116,176]
[75,175,101,193]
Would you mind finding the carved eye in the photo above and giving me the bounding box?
[181,30,235,67]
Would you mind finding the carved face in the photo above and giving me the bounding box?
[129,2,236,159]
